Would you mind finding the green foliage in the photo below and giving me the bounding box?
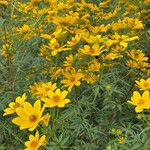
[0,0,150,149]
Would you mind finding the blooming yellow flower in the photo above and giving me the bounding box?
[41,26,66,41]
[61,71,83,91]
[3,93,27,116]
[12,100,44,131]
[135,78,150,90]
[88,60,101,72]
[79,44,104,56]
[126,60,149,69]
[42,89,70,108]
[46,41,71,56]
[30,82,57,98]
[128,91,150,112]
[16,24,31,34]
[127,49,148,61]
[25,131,45,150]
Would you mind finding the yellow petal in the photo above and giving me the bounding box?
[135,106,143,113]
[120,41,128,48]
[24,102,34,115]
[38,135,46,147]
[34,100,41,113]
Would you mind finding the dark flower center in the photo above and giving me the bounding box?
[29,115,37,122]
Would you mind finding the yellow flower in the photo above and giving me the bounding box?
[42,89,70,108]
[103,7,120,20]
[17,24,31,34]
[0,0,9,6]
[127,49,148,61]
[128,91,150,112]
[126,60,149,69]
[3,93,27,116]
[88,60,101,72]
[46,41,71,56]
[99,0,111,8]
[30,0,41,4]
[79,44,104,56]
[67,34,81,46]
[135,78,150,90]
[42,113,50,126]
[61,71,83,91]
[25,131,45,150]
[104,53,122,60]
[41,26,66,41]
[106,33,139,48]
[118,137,124,144]
[81,32,104,44]
[12,100,44,131]
[82,72,99,84]
[63,54,74,67]
[30,82,57,98]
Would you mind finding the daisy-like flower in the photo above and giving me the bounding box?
[135,78,150,90]
[16,24,31,34]
[42,89,70,108]
[79,44,104,56]
[127,49,148,62]
[12,100,44,131]
[3,93,27,116]
[61,71,83,91]
[25,131,45,150]
[127,91,150,112]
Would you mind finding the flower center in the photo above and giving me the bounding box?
[30,140,38,148]
[144,82,149,87]
[29,115,37,122]
[52,95,60,102]
[138,99,144,105]
[134,53,139,58]
[89,48,94,53]
[13,102,20,108]
[45,87,50,91]
[69,77,75,82]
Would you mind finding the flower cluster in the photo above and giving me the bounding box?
[1,0,150,149]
